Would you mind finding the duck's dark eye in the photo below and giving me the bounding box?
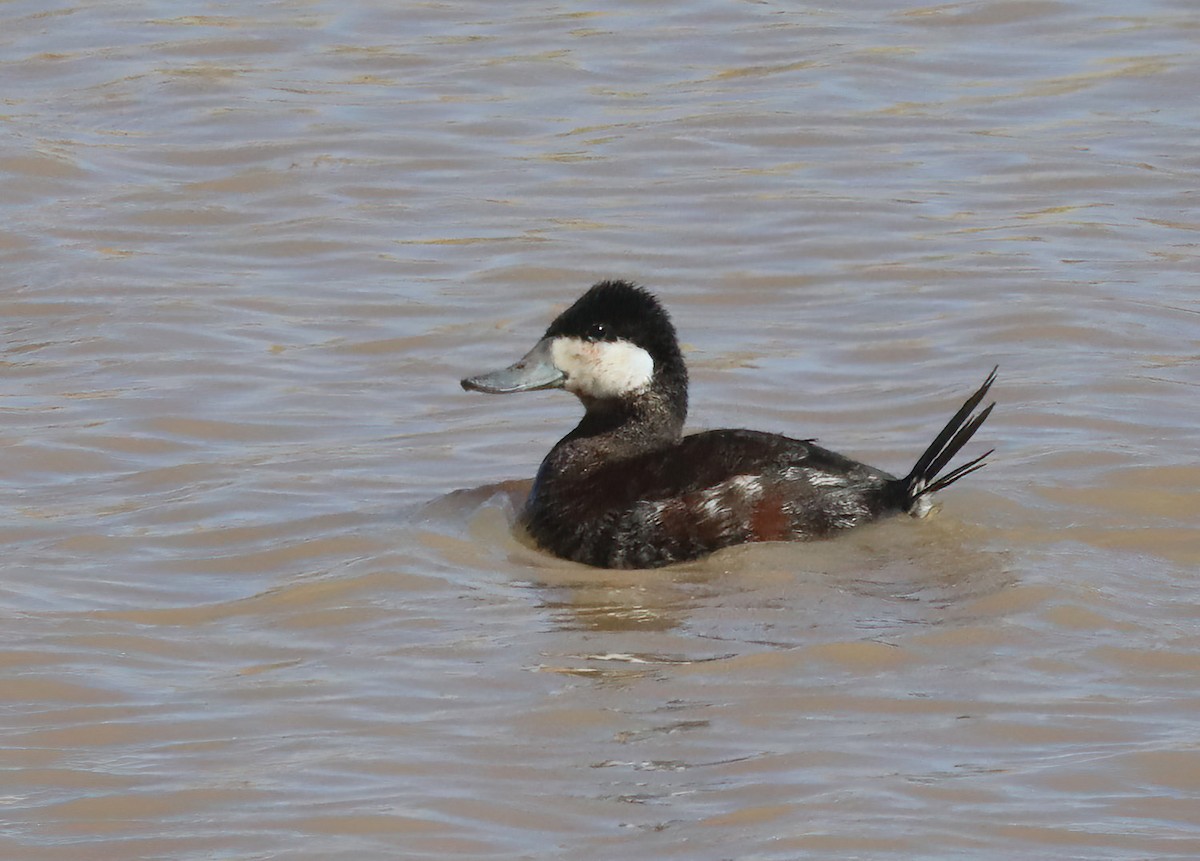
[585,322,608,342]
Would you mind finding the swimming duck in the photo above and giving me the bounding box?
[462,280,995,569]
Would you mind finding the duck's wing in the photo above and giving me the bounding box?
[539,430,897,568]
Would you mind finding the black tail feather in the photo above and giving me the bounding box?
[903,366,997,509]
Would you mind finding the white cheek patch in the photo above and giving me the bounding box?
[551,337,654,399]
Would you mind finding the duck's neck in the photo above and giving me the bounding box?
[535,388,683,487]
[573,395,681,448]
[528,359,689,512]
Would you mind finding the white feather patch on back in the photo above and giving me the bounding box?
[551,336,654,399]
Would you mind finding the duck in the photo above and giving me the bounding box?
[461,280,996,569]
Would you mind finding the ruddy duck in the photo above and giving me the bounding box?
[462,280,995,569]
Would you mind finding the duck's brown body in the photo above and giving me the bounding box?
[526,428,905,568]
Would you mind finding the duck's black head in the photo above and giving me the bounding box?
[545,280,683,370]
[462,280,689,426]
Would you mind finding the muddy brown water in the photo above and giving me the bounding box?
[2,2,1198,859]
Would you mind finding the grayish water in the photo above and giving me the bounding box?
[2,1,1198,859]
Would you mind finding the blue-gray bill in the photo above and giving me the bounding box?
[461,338,565,394]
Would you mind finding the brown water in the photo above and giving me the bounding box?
[3,1,1198,859]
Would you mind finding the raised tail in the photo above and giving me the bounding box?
[902,366,997,515]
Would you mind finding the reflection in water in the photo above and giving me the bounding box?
[444,481,1015,642]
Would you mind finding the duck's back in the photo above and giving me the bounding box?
[523,429,902,569]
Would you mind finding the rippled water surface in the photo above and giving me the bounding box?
[3,1,1198,859]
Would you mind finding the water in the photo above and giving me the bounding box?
[2,1,1198,858]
